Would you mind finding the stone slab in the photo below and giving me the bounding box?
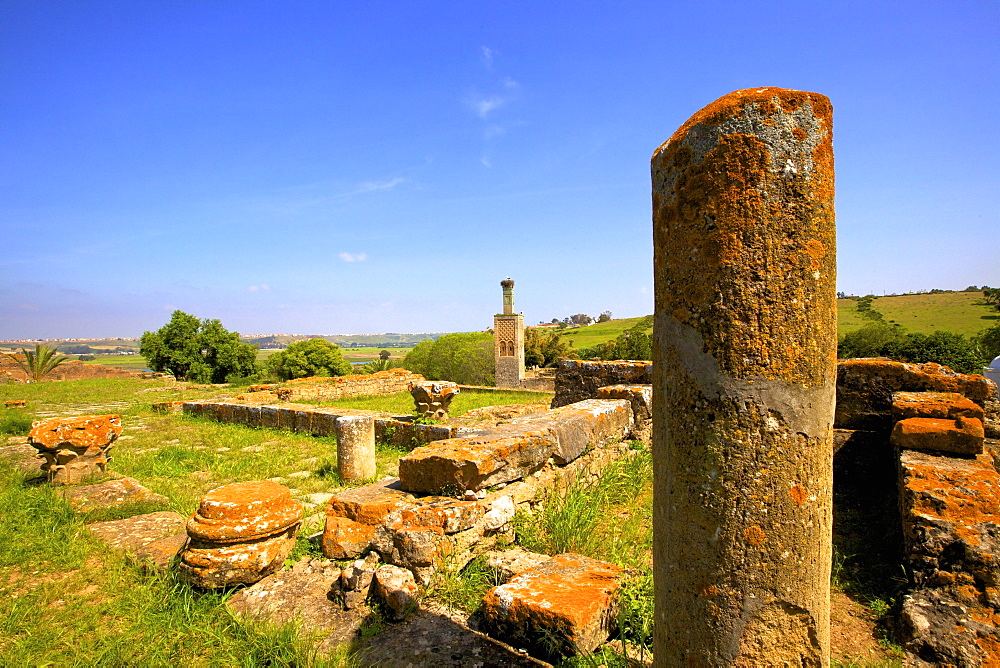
[62,477,170,513]
[892,391,985,422]
[891,416,984,456]
[0,442,44,476]
[398,428,557,494]
[512,398,633,465]
[482,552,624,659]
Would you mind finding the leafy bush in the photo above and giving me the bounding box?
[577,316,653,361]
[140,311,258,383]
[403,332,494,386]
[524,327,575,368]
[266,338,352,380]
[839,322,986,373]
[977,323,1000,362]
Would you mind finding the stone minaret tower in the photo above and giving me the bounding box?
[494,278,525,388]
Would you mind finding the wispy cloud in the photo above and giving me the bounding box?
[480,155,492,168]
[339,252,368,263]
[480,46,495,69]
[247,284,271,293]
[357,177,405,193]
[467,94,508,119]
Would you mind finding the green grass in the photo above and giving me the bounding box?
[0,465,349,666]
[79,354,149,369]
[302,388,553,416]
[557,317,651,352]
[838,291,998,337]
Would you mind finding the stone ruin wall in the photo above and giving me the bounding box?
[244,368,424,403]
[550,359,653,407]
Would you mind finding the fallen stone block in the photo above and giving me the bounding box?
[512,398,633,465]
[482,553,624,658]
[485,548,551,583]
[62,477,169,513]
[482,495,516,531]
[86,510,187,570]
[179,480,303,589]
[4,399,26,409]
[891,416,984,456]
[373,564,420,621]
[899,586,1000,667]
[398,428,557,494]
[892,391,985,422]
[322,478,416,559]
[596,384,652,442]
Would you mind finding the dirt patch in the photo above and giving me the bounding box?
[830,591,899,664]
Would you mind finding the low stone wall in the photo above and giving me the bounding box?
[182,400,458,447]
[242,369,425,402]
[551,360,652,408]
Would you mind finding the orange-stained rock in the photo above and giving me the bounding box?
[4,400,26,409]
[179,481,303,588]
[837,359,997,430]
[409,380,460,420]
[398,428,557,493]
[28,414,122,484]
[187,481,303,542]
[898,449,1000,664]
[891,391,985,422]
[372,564,420,621]
[325,478,416,525]
[321,516,377,559]
[891,416,984,456]
[482,553,624,658]
[321,479,415,559]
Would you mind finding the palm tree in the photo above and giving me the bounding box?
[6,344,68,382]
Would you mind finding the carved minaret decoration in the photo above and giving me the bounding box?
[494,278,525,388]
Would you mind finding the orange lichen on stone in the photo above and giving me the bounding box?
[744,526,767,546]
[187,481,302,542]
[891,416,984,456]
[651,87,836,386]
[482,553,624,658]
[789,484,808,506]
[892,391,985,422]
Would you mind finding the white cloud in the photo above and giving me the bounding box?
[468,94,507,119]
[480,155,492,168]
[339,252,368,263]
[357,177,405,193]
[480,46,495,69]
[503,76,518,88]
[247,284,271,293]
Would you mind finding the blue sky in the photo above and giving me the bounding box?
[1,1,997,339]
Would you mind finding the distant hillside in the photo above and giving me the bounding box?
[243,333,442,348]
[551,317,651,351]
[838,291,997,337]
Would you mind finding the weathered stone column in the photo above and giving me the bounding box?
[651,88,836,666]
[336,415,376,481]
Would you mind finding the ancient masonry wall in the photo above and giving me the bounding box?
[494,313,525,389]
[246,369,424,403]
[551,359,652,408]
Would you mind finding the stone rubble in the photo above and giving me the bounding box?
[28,414,122,484]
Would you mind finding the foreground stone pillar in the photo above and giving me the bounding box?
[28,414,122,484]
[651,88,836,666]
[336,415,376,481]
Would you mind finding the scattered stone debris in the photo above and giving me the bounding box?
[409,380,460,420]
[372,564,420,621]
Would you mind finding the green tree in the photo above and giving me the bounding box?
[140,310,257,383]
[597,311,613,323]
[984,287,1000,312]
[887,331,983,374]
[837,322,906,359]
[379,349,391,361]
[267,338,352,380]
[977,323,1000,362]
[579,316,653,361]
[5,344,69,382]
[524,327,575,367]
[403,332,494,386]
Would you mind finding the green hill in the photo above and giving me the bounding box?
[551,317,651,351]
[838,291,998,337]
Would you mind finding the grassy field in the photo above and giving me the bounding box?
[554,317,651,351]
[0,376,555,665]
[301,388,552,416]
[80,354,148,369]
[838,291,998,337]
